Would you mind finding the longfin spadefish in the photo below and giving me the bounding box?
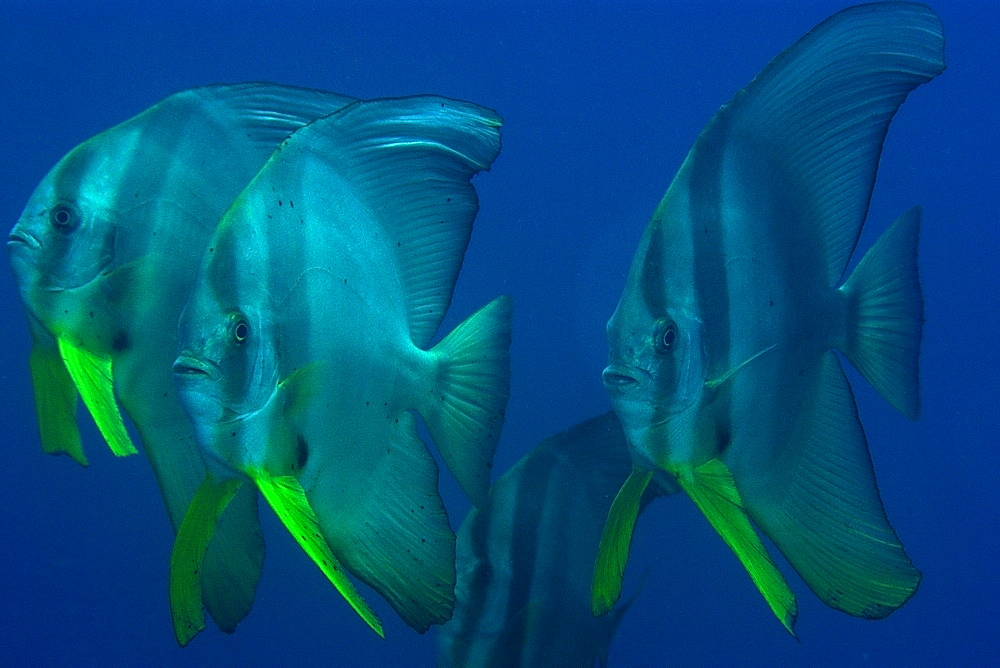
[422,295,512,507]
[592,468,653,617]
[28,344,86,465]
[841,207,923,420]
[678,459,797,635]
[56,337,137,457]
[252,472,384,638]
[169,475,243,647]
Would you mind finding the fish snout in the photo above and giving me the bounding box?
[602,364,649,394]
[7,229,41,252]
[173,354,220,382]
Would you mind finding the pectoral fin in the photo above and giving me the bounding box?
[169,475,243,647]
[678,459,797,635]
[56,337,137,457]
[28,344,86,465]
[592,467,653,617]
[252,472,383,638]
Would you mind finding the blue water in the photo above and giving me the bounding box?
[1,1,996,665]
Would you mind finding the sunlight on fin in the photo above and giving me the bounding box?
[253,472,384,638]
[678,459,797,635]
[169,476,243,647]
[56,337,137,457]
[592,468,653,617]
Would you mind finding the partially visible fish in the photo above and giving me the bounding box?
[594,2,943,633]
[8,83,356,635]
[439,412,676,668]
[172,96,511,642]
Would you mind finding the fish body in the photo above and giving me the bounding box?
[173,96,511,638]
[595,2,943,631]
[8,83,356,635]
[439,412,676,668]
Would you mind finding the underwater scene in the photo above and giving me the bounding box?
[1,1,996,665]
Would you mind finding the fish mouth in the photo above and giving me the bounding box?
[173,354,220,382]
[602,364,649,393]
[7,229,41,251]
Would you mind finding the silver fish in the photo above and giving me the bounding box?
[594,2,943,634]
[8,82,356,637]
[439,412,676,668]
[171,96,511,640]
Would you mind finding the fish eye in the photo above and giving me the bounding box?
[232,318,250,343]
[654,320,678,354]
[50,205,79,232]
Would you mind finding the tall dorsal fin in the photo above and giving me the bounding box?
[187,82,358,148]
[695,2,944,285]
[273,95,502,347]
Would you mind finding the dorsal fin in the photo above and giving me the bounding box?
[274,95,502,347]
[186,82,358,149]
[699,2,944,284]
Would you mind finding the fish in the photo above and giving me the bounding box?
[439,412,677,668]
[171,95,511,642]
[8,83,357,636]
[593,2,944,634]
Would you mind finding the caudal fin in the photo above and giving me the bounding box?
[841,207,923,420]
[421,295,512,507]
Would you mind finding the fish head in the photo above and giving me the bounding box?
[603,216,707,472]
[174,210,282,476]
[8,135,129,339]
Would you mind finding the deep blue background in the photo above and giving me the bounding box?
[2,1,996,665]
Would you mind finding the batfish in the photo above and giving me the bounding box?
[172,96,511,642]
[593,2,944,634]
[439,412,676,667]
[8,83,356,636]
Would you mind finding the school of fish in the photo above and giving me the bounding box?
[7,2,943,664]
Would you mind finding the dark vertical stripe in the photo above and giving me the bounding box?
[685,117,734,447]
[488,447,558,665]
[446,500,494,668]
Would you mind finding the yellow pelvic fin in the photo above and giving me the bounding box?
[29,344,87,466]
[592,468,653,617]
[677,458,797,635]
[169,475,243,647]
[56,337,137,457]
[252,472,384,638]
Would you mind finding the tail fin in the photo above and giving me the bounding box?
[841,207,923,419]
[421,295,512,507]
